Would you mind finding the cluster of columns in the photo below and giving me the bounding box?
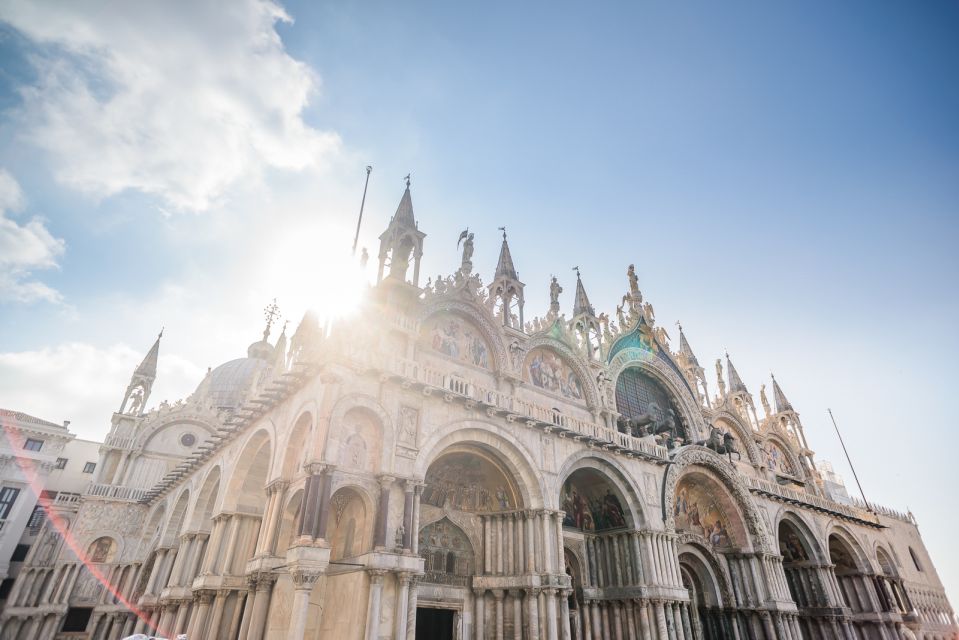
[572,598,695,640]
[585,531,682,589]
[479,510,565,576]
[474,586,571,640]
[782,562,833,608]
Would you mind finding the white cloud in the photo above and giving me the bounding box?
[2,0,341,211]
[0,168,65,303]
[0,342,205,441]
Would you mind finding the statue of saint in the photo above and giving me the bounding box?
[549,276,563,313]
[760,384,771,417]
[627,264,642,302]
[715,359,727,397]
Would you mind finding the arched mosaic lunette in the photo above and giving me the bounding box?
[663,445,773,553]
[418,298,509,374]
[608,347,707,440]
[523,334,601,411]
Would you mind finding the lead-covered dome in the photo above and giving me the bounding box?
[194,357,268,411]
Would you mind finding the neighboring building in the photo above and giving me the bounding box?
[0,411,100,605]
[1,185,956,640]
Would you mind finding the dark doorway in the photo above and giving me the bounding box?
[416,607,455,640]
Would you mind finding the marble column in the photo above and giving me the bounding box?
[653,601,669,640]
[173,600,190,636]
[528,588,541,640]
[406,577,420,640]
[395,572,412,640]
[366,570,386,640]
[526,512,536,574]
[375,475,393,549]
[248,574,276,640]
[545,588,559,640]
[314,466,334,541]
[187,591,213,639]
[637,599,653,640]
[412,483,424,554]
[290,570,321,639]
[495,589,506,640]
[511,589,524,640]
[476,589,487,640]
[208,590,229,639]
[612,601,624,640]
[591,602,602,640]
[402,481,415,550]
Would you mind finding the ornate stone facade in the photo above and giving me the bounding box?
[2,186,955,640]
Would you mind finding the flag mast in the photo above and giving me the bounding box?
[352,165,373,256]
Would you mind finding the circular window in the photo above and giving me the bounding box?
[180,433,196,447]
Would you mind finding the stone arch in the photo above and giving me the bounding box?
[139,502,167,553]
[678,540,732,608]
[414,421,546,509]
[420,308,496,371]
[86,535,119,564]
[136,415,219,452]
[327,394,394,473]
[419,299,509,373]
[664,446,771,552]
[608,350,706,440]
[711,411,761,465]
[161,489,190,547]
[274,488,304,555]
[523,335,600,410]
[188,465,221,531]
[327,486,374,561]
[825,525,873,574]
[775,510,827,564]
[418,517,475,586]
[557,452,647,530]
[762,433,804,479]
[223,428,272,513]
[281,411,312,479]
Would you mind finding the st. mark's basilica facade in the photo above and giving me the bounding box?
[2,186,956,640]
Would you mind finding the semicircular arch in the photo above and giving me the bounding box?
[665,446,772,552]
[419,299,508,373]
[557,450,648,529]
[523,335,599,410]
[414,421,546,509]
[609,353,706,441]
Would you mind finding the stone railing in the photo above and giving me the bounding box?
[355,349,670,461]
[104,434,135,449]
[745,477,881,526]
[847,496,914,524]
[85,482,147,501]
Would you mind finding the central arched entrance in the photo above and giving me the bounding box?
[416,443,535,640]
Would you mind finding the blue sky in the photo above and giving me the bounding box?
[0,0,957,605]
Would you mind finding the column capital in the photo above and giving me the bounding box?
[304,460,329,475]
[367,569,388,583]
[474,587,488,597]
[377,474,396,489]
[492,589,506,601]
[508,588,524,598]
[291,569,322,591]
[266,479,289,495]
[396,571,413,586]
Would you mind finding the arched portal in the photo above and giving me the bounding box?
[678,547,728,640]
[327,487,372,561]
[829,531,889,639]
[418,517,474,586]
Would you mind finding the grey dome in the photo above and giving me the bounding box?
[196,357,268,410]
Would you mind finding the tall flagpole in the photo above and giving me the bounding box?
[828,408,872,512]
[352,165,373,256]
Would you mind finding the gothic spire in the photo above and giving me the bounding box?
[771,373,794,413]
[135,329,163,378]
[677,322,699,366]
[393,183,416,228]
[494,227,518,280]
[572,267,595,317]
[725,352,748,394]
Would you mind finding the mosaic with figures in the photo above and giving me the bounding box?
[526,347,584,400]
[561,470,628,532]
[765,441,796,476]
[424,314,490,369]
[673,477,734,548]
[422,452,518,512]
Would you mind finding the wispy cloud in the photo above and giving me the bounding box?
[2,0,341,212]
[0,169,65,303]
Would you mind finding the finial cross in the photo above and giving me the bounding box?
[263,298,281,336]
[572,266,581,278]
[404,173,411,188]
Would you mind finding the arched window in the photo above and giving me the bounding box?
[615,368,685,439]
[909,547,923,572]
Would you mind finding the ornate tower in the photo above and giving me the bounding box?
[724,353,761,430]
[570,268,601,360]
[377,180,426,287]
[487,228,525,329]
[118,330,162,415]
[674,323,710,408]
[770,373,817,475]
